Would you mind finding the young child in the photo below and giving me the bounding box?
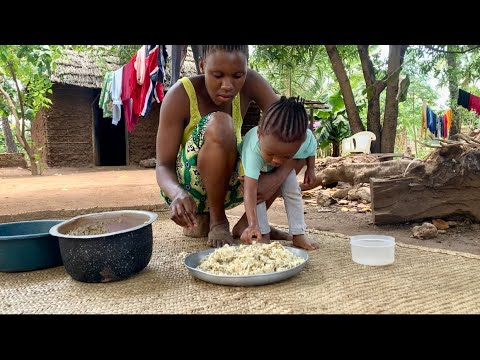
[238,96,320,251]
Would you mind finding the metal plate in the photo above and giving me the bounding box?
[184,246,308,287]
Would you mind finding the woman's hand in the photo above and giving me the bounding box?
[240,225,262,244]
[169,191,198,228]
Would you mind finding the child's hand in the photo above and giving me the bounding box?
[240,225,262,244]
[303,167,316,186]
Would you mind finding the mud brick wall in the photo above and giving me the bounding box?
[241,102,260,136]
[128,102,159,164]
[0,153,27,168]
[43,84,96,167]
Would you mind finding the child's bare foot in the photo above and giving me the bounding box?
[257,233,271,244]
[207,222,234,248]
[231,215,247,238]
[292,234,319,251]
[269,226,293,241]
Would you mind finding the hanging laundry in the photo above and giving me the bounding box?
[458,88,471,109]
[421,101,427,138]
[135,45,147,86]
[426,105,437,136]
[133,46,160,118]
[111,67,124,126]
[445,108,452,132]
[121,54,140,132]
[99,71,113,118]
[468,93,480,115]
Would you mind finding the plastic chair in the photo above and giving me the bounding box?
[341,131,376,155]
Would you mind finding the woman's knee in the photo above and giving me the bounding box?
[205,112,236,147]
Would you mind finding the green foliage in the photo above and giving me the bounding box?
[250,45,334,100]
[313,91,352,148]
[458,106,480,132]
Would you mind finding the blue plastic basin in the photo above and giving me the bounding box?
[0,220,64,272]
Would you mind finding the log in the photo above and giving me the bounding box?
[301,159,423,191]
[371,176,480,225]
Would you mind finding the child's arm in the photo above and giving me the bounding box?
[241,176,263,244]
[303,155,316,186]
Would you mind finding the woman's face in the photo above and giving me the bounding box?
[200,50,248,106]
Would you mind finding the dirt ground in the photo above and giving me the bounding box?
[2,165,480,255]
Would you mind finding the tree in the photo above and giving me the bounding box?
[326,45,409,153]
[0,45,61,175]
[1,117,17,152]
[325,45,365,135]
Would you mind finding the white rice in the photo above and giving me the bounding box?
[198,242,304,276]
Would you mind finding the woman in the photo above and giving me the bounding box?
[156,45,300,247]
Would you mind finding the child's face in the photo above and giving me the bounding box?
[258,132,303,167]
[200,50,248,106]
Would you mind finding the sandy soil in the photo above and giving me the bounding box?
[2,166,479,255]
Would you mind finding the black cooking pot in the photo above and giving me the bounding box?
[49,210,157,283]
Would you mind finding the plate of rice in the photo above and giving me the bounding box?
[183,242,308,286]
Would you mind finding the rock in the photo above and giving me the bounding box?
[348,185,371,203]
[432,219,449,230]
[412,222,438,239]
[332,188,350,199]
[316,192,335,207]
[139,158,156,168]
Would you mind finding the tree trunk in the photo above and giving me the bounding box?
[371,146,480,224]
[381,45,408,153]
[446,45,460,138]
[0,85,40,175]
[325,45,364,134]
[371,176,480,224]
[332,142,340,157]
[358,45,386,153]
[2,117,18,153]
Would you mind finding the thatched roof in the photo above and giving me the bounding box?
[52,46,198,90]
[51,48,120,89]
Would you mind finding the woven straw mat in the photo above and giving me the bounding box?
[2,211,480,314]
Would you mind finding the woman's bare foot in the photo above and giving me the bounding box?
[207,222,234,248]
[183,213,210,238]
[292,234,319,251]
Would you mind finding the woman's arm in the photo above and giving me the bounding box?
[155,82,197,227]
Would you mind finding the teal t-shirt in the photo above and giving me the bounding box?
[238,126,317,180]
